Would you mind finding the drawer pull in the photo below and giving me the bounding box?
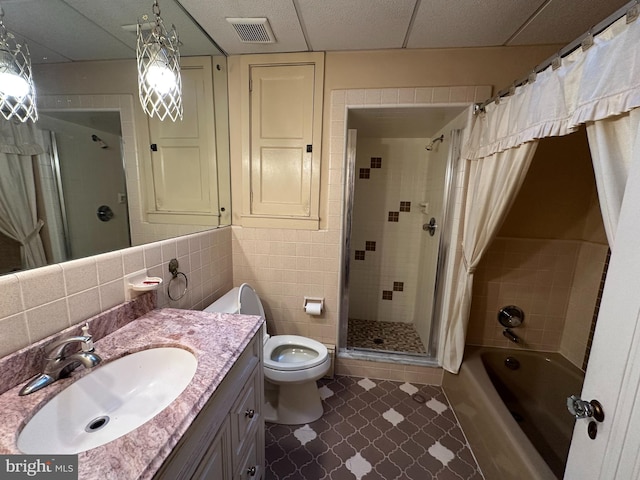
[247,466,257,476]
[245,408,255,418]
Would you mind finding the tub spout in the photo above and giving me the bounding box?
[503,328,520,344]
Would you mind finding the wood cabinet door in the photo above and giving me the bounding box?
[249,64,316,218]
[147,57,219,223]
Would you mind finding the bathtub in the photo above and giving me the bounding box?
[442,346,584,480]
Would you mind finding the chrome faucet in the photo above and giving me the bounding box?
[19,324,102,396]
[503,328,520,344]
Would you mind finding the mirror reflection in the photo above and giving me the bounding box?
[0,0,230,275]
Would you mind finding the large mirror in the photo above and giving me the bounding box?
[0,0,230,275]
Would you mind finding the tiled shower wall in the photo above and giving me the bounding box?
[466,237,608,368]
[349,138,428,324]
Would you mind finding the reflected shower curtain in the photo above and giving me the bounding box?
[439,143,538,373]
[0,121,47,269]
[31,128,67,264]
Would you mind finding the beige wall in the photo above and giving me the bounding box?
[498,129,607,243]
[467,129,609,368]
[228,45,560,350]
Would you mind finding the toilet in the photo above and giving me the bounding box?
[204,283,331,425]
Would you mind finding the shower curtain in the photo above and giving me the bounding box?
[440,12,640,373]
[586,109,640,246]
[0,121,47,270]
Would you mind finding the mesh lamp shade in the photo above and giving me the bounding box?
[0,17,37,123]
[136,3,183,122]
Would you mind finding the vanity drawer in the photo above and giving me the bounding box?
[231,364,263,461]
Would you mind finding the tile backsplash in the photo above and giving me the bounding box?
[0,227,232,358]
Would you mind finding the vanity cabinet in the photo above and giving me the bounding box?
[154,329,264,480]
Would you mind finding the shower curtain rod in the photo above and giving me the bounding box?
[474,0,639,113]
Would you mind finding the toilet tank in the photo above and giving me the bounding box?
[204,287,240,314]
[204,285,268,342]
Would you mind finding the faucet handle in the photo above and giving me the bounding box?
[81,323,94,352]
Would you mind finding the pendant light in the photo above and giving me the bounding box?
[0,6,37,123]
[136,0,182,121]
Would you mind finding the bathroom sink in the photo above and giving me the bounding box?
[17,347,197,454]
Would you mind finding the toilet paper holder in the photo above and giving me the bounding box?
[303,297,324,315]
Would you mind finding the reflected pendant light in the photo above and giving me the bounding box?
[0,6,37,123]
[136,0,183,121]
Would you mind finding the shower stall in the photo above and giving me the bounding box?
[340,105,470,363]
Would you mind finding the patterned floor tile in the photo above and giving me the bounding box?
[265,376,484,480]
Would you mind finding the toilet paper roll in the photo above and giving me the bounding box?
[305,302,322,315]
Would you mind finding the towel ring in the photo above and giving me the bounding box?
[167,258,188,301]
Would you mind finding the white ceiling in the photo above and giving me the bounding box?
[0,0,632,62]
[349,106,467,138]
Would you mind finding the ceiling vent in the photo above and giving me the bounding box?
[226,18,276,43]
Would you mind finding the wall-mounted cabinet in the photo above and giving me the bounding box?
[239,53,324,229]
[144,56,222,227]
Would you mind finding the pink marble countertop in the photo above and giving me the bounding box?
[0,308,263,480]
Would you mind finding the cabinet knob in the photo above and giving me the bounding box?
[245,408,255,419]
[247,466,257,476]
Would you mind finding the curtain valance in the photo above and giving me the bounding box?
[465,15,640,160]
[0,121,45,156]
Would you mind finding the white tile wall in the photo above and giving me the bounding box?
[349,137,428,323]
[234,85,490,368]
[0,227,232,358]
[39,94,213,249]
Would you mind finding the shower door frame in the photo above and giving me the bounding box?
[338,103,470,364]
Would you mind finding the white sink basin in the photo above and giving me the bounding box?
[18,347,197,454]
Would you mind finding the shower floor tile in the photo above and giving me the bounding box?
[347,318,427,354]
[265,376,483,480]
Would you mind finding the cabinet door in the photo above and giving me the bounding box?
[231,366,263,462]
[147,56,219,225]
[249,64,315,218]
[234,427,262,480]
[193,417,232,480]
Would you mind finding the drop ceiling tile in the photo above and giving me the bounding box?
[179,0,308,54]
[18,38,71,65]
[63,0,224,57]
[2,0,133,61]
[507,0,631,46]
[406,0,547,48]
[296,0,417,51]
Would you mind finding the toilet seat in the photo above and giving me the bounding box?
[264,335,328,371]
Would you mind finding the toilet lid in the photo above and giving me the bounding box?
[238,283,266,319]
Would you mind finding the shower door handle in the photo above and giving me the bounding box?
[423,217,437,236]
